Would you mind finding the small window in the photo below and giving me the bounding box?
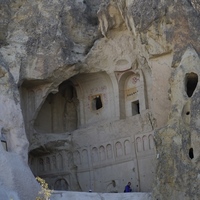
[132,100,140,116]
[92,95,103,110]
[185,73,198,97]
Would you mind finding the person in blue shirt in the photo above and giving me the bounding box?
[124,182,132,192]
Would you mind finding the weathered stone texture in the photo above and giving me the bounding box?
[0,54,39,199]
[154,48,200,200]
[1,0,200,199]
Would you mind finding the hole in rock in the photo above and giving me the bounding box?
[92,95,103,110]
[132,100,140,116]
[185,72,198,97]
[186,111,190,115]
[189,148,194,159]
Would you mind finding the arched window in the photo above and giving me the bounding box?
[46,157,51,171]
[115,142,123,157]
[106,144,113,159]
[54,179,69,190]
[92,147,99,163]
[148,134,154,150]
[73,151,81,166]
[38,158,44,172]
[136,137,142,152]
[118,70,146,119]
[99,146,106,161]
[57,153,63,170]
[124,140,131,155]
[143,136,148,151]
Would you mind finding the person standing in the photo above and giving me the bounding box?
[124,182,132,192]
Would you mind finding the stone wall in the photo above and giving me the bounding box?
[153,48,200,200]
[27,64,159,192]
[30,113,156,192]
[1,0,200,199]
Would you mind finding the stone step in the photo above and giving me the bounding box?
[50,191,152,200]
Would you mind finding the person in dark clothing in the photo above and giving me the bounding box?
[124,182,132,192]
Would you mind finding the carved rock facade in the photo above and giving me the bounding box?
[1,0,200,199]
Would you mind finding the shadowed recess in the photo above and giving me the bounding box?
[185,72,198,97]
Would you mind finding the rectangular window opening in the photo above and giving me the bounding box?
[92,95,103,110]
[132,100,140,116]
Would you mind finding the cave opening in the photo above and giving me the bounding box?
[92,95,103,110]
[185,72,198,97]
[34,80,78,133]
[132,100,140,116]
[189,148,194,159]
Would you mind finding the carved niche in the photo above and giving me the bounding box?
[34,80,78,133]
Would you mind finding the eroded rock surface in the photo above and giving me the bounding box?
[154,48,200,200]
[1,0,200,199]
[0,54,39,199]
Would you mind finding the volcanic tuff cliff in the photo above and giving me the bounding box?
[1,0,200,199]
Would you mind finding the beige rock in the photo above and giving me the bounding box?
[1,0,200,199]
[154,48,200,200]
